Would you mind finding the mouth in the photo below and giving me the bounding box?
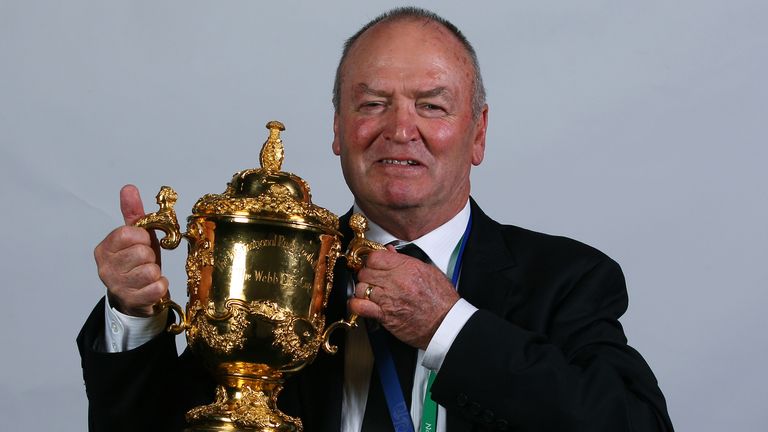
[379,159,420,166]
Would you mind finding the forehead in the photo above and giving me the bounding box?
[341,19,474,91]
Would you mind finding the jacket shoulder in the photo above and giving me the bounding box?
[500,223,611,260]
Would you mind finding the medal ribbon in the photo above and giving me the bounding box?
[369,214,472,432]
[420,214,471,432]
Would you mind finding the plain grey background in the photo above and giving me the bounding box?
[1,0,766,430]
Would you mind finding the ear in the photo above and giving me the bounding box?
[471,104,488,166]
[332,113,341,156]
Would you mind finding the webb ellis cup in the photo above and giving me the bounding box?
[134,121,382,431]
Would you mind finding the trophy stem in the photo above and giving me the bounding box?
[185,376,301,432]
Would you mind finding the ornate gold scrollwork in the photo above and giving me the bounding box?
[345,213,386,271]
[322,213,386,354]
[272,314,324,364]
[184,218,213,297]
[323,238,341,308]
[135,186,182,250]
[189,298,324,362]
[193,300,250,355]
[192,192,339,230]
[186,384,302,431]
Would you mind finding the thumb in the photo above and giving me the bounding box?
[120,184,146,226]
[119,184,162,266]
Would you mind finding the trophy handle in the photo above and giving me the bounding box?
[134,185,189,335]
[322,213,386,354]
[154,298,188,335]
[134,186,182,250]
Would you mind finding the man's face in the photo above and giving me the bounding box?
[332,19,487,225]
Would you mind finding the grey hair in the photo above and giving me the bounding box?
[331,7,486,119]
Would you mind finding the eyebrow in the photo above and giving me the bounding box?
[415,87,449,99]
[357,84,391,97]
[355,84,452,100]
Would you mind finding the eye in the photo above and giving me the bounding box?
[357,101,387,113]
[417,102,447,117]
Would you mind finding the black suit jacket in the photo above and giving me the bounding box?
[78,199,673,431]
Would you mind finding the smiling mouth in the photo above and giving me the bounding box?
[380,159,420,166]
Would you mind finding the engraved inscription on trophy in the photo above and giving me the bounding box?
[212,227,320,317]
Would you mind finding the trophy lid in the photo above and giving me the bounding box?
[191,121,339,233]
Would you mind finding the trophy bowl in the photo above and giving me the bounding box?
[135,121,381,431]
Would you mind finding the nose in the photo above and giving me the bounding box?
[384,103,419,144]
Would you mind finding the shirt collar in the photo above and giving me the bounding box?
[351,200,471,275]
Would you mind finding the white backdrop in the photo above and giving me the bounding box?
[1,1,766,430]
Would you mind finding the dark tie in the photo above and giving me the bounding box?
[361,243,430,432]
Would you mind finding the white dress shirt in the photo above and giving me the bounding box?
[102,200,478,432]
[342,200,476,432]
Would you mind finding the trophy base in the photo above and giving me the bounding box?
[185,377,301,432]
[183,424,295,432]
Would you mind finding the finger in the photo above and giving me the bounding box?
[101,226,152,252]
[94,228,151,280]
[363,248,418,270]
[114,277,169,317]
[357,265,415,289]
[354,282,377,301]
[116,243,158,267]
[364,284,375,301]
[132,276,169,306]
[348,297,383,321]
[362,252,441,278]
[98,245,157,283]
[121,262,162,288]
[120,184,146,226]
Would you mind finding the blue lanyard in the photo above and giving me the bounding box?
[450,213,472,286]
[370,213,472,432]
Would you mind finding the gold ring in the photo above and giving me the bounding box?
[364,284,375,301]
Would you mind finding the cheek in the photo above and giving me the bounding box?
[350,117,381,144]
[341,117,382,160]
[425,120,478,173]
[428,123,455,144]
[423,120,464,155]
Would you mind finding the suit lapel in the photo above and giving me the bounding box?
[458,199,517,315]
[447,200,518,432]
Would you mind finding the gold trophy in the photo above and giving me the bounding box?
[134,121,382,431]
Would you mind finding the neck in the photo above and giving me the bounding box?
[357,196,469,241]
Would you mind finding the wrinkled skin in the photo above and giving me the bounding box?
[334,19,488,348]
[350,246,460,350]
[94,185,168,317]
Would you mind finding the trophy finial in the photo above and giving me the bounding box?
[260,121,286,172]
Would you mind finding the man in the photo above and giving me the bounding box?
[78,7,673,431]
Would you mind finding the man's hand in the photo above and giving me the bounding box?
[94,185,168,317]
[348,246,460,350]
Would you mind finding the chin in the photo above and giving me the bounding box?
[353,183,428,212]
[379,193,425,210]
[383,201,419,211]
